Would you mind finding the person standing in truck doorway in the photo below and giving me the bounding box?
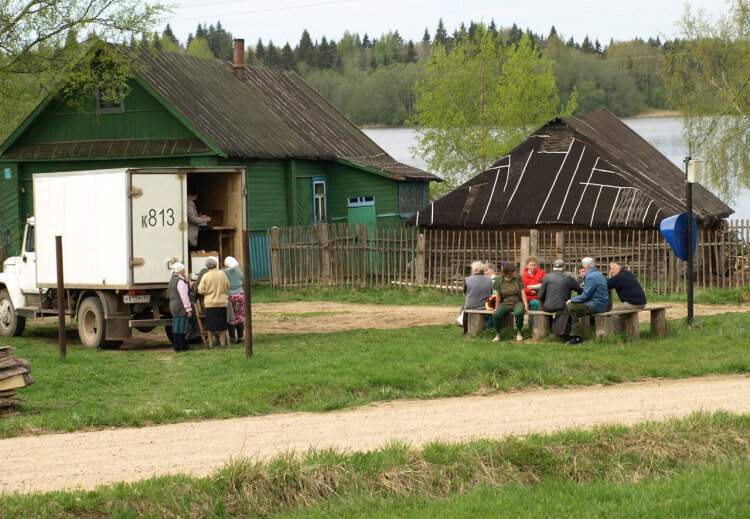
[187,190,211,254]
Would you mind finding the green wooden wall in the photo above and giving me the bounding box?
[326,161,400,220]
[0,163,21,255]
[0,79,427,256]
[16,82,193,145]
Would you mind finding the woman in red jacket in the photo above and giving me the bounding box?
[521,256,546,320]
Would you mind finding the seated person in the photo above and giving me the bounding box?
[565,257,608,344]
[460,261,493,333]
[522,256,545,312]
[607,262,647,311]
[492,263,529,343]
[539,260,582,313]
[484,262,497,285]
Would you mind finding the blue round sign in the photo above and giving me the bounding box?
[659,213,698,261]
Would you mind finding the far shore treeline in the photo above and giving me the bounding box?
[156,19,671,126]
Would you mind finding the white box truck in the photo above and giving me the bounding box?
[0,167,247,348]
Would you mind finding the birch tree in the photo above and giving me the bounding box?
[410,28,576,196]
[663,0,750,200]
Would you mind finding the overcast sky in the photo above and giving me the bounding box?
[165,0,730,48]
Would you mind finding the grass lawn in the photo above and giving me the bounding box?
[1,310,748,438]
[1,413,748,518]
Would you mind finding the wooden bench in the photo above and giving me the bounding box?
[529,305,670,341]
[464,309,514,336]
[594,305,670,339]
[527,310,556,340]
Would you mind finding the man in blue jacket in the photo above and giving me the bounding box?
[566,257,608,344]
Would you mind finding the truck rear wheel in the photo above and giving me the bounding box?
[0,289,25,337]
[78,296,107,349]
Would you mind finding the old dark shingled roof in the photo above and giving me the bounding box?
[239,67,438,181]
[135,50,319,159]
[409,108,732,229]
[135,50,439,181]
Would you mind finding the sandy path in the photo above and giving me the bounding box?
[1,374,748,494]
[112,301,750,351]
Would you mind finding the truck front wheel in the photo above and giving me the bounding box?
[0,289,25,337]
[78,296,107,349]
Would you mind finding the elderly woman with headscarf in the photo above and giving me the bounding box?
[168,262,192,352]
[197,257,230,348]
[222,256,245,343]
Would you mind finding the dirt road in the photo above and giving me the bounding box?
[117,301,750,351]
[1,375,748,494]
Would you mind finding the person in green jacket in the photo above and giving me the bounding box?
[492,263,529,343]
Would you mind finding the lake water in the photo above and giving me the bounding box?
[362,117,749,219]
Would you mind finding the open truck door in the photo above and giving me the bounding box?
[130,172,187,284]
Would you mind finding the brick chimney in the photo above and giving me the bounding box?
[232,39,245,77]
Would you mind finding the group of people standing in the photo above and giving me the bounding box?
[168,256,245,352]
[462,256,647,344]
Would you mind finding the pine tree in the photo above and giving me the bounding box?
[406,40,417,63]
[265,41,280,68]
[163,24,179,45]
[488,19,498,37]
[296,29,314,67]
[255,38,266,65]
[581,35,594,53]
[434,18,448,47]
[508,23,523,46]
[422,28,430,44]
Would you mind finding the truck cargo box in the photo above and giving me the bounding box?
[33,168,245,289]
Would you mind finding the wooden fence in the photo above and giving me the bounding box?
[267,220,750,293]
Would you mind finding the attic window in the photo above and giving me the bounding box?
[97,86,124,113]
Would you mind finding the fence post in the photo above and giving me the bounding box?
[555,231,564,261]
[520,236,530,269]
[317,223,331,285]
[357,224,367,283]
[415,232,425,286]
[55,235,66,358]
[270,226,281,287]
[529,229,539,259]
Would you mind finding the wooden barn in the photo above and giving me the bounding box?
[0,41,440,276]
[406,108,737,290]
[409,108,731,230]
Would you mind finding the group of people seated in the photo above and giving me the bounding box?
[461,256,647,344]
[168,256,245,352]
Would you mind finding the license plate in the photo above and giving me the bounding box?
[123,294,150,304]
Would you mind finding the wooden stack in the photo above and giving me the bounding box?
[0,346,34,410]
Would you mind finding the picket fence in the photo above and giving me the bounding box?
[267,220,750,293]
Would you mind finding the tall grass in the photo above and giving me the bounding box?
[1,311,748,438]
[1,413,748,518]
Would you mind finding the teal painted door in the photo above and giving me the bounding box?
[347,197,378,273]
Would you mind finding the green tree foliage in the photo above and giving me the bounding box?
[410,29,576,195]
[186,37,215,59]
[663,0,750,200]
[0,0,169,139]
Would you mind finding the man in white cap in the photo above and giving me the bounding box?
[565,257,608,344]
[168,262,192,352]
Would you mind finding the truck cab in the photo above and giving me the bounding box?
[0,218,36,336]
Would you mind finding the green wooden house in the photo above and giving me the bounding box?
[0,43,439,277]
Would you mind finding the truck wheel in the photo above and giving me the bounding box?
[0,289,25,337]
[134,326,156,333]
[78,297,106,349]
